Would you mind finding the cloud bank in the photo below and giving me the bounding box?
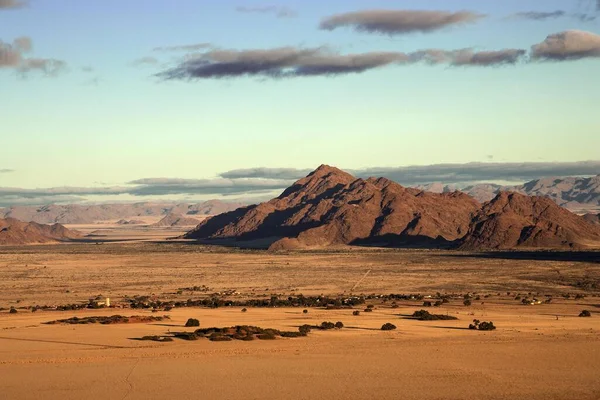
[2,162,599,207]
[219,161,600,185]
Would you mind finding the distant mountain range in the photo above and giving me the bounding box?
[184,165,600,250]
[0,200,245,224]
[416,175,600,213]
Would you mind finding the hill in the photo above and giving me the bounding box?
[460,192,600,250]
[0,200,245,224]
[184,165,480,249]
[151,213,200,227]
[0,218,80,245]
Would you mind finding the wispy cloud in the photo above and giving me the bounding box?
[220,168,313,180]
[510,10,595,22]
[319,9,484,35]
[153,43,211,52]
[0,0,27,9]
[157,45,526,80]
[1,37,67,77]
[131,56,159,66]
[0,169,14,173]
[236,5,297,18]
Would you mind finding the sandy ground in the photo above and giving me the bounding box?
[1,305,599,400]
[0,235,599,399]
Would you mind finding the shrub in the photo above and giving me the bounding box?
[209,334,233,342]
[381,323,397,331]
[434,300,443,307]
[241,308,247,312]
[469,319,495,330]
[412,310,458,321]
[423,301,432,307]
[173,332,199,341]
[579,310,591,317]
[303,309,308,314]
[335,321,344,329]
[352,310,360,316]
[478,321,496,331]
[363,308,373,312]
[185,318,200,327]
[298,324,312,336]
[257,332,277,340]
[280,331,303,338]
[320,321,336,330]
[463,299,472,306]
[9,307,17,314]
[366,304,374,309]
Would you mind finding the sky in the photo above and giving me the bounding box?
[1,0,600,206]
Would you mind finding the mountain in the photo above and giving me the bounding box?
[0,218,80,245]
[460,192,600,250]
[184,165,481,249]
[151,213,201,227]
[0,200,245,224]
[418,175,600,212]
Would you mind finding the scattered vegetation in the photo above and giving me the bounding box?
[463,299,472,306]
[352,310,360,316]
[44,315,168,325]
[334,321,344,329]
[9,307,17,314]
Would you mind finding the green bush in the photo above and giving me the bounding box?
[335,321,344,329]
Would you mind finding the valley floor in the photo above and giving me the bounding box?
[0,242,599,400]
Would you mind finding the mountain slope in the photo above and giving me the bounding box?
[460,192,600,250]
[0,218,80,245]
[185,165,480,249]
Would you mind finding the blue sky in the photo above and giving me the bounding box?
[1,0,599,205]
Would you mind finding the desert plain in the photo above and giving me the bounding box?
[0,225,599,400]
